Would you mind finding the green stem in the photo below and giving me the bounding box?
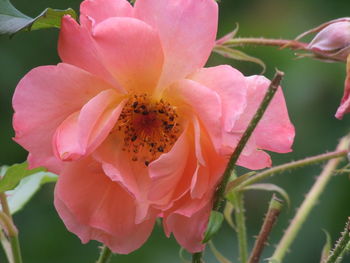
[231,191,248,263]
[192,252,203,263]
[325,217,350,263]
[213,70,284,212]
[270,136,350,262]
[223,38,309,50]
[96,246,112,263]
[0,193,22,263]
[231,149,348,192]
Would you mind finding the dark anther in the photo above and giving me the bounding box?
[169,116,174,121]
[140,105,146,109]
[131,135,137,142]
[145,161,150,166]
[158,109,165,114]
[158,146,164,152]
[166,124,174,130]
[142,111,149,115]
[132,101,138,108]
[134,109,140,113]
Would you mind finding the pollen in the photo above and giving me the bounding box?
[115,94,181,165]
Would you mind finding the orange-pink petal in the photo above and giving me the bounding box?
[92,17,164,93]
[13,63,114,173]
[54,158,156,254]
[53,90,125,161]
[135,0,218,88]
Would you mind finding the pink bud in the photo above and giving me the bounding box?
[308,20,350,61]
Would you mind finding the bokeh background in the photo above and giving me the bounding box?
[1,0,350,262]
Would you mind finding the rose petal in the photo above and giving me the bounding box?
[13,63,114,172]
[80,0,133,27]
[53,89,125,161]
[93,17,164,93]
[54,158,156,254]
[135,0,218,88]
[58,16,120,88]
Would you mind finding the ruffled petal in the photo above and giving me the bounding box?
[171,79,222,152]
[58,16,119,88]
[189,65,247,132]
[80,0,133,27]
[53,89,125,161]
[13,63,114,173]
[135,0,218,88]
[93,17,164,93]
[336,55,350,119]
[163,202,211,253]
[54,158,156,254]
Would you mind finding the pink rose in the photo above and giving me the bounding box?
[13,0,295,254]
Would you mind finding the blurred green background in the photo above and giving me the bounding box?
[1,0,350,262]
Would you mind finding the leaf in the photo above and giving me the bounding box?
[0,0,77,35]
[6,171,57,214]
[202,211,224,243]
[223,201,236,230]
[320,230,332,263]
[0,162,45,192]
[213,45,266,74]
[208,241,233,263]
[225,171,256,195]
[241,183,290,208]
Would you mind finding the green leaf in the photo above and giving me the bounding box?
[213,45,266,74]
[202,211,224,243]
[320,230,332,263]
[242,183,290,208]
[0,162,45,192]
[6,171,57,214]
[208,241,233,263]
[0,0,77,35]
[223,201,236,230]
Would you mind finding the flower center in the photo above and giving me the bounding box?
[116,94,181,166]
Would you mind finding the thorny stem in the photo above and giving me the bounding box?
[0,193,22,263]
[270,136,350,262]
[192,252,203,263]
[231,190,248,263]
[230,149,348,192]
[222,38,309,50]
[325,217,350,263]
[96,245,113,263]
[213,70,284,212]
[248,195,283,263]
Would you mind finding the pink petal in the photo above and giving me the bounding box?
[13,63,114,173]
[233,75,294,154]
[93,134,152,223]
[135,0,218,88]
[172,79,222,152]
[163,202,211,253]
[54,158,156,254]
[80,0,133,27]
[148,130,190,204]
[92,17,164,93]
[336,55,350,119]
[58,16,120,88]
[53,89,125,161]
[189,65,247,132]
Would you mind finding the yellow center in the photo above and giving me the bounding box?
[115,94,181,166]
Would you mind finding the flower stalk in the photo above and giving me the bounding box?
[96,245,113,263]
[248,195,283,263]
[0,193,23,263]
[270,135,350,262]
[325,217,350,263]
[192,252,203,263]
[231,149,348,192]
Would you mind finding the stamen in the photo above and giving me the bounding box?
[115,94,181,165]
